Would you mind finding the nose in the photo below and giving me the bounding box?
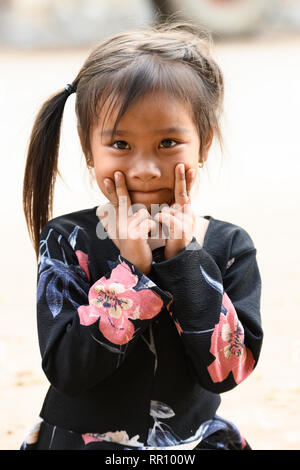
[127,158,161,182]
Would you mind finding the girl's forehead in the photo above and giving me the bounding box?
[97,90,195,128]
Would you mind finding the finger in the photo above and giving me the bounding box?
[156,210,195,242]
[185,168,195,199]
[154,211,183,240]
[130,208,151,225]
[153,212,169,238]
[96,203,119,246]
[155,205,175,224]
[168,201,192,217]
[114,171,132,218]
[138,218,158,240]
[178,199,193,217]
[148,218,161,238]
[103,178,119,207]
[96,202,116,226]
[127,208,151,239]
[174,163,189,207]
[147,216,164,240]
[160,201,195,231]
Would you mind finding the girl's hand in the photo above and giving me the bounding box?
[153,163,196,260]
[97,171,157,275]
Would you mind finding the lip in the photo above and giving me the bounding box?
[129,189,163,194]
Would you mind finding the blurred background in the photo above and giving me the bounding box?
[1,0,300,450]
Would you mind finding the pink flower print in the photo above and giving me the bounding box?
[165,293,174,313]
[75,250,90,281]
[82,433,104,445]
[241,435,247,449]
[78,261,163,345]
[207,292,255,385]
[168,309,182,336]
[82,430,144,446]
[174,319,183,336]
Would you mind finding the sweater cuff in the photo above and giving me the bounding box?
[151,236,202,269]
[150,236,223,303]
[117,254,173,308]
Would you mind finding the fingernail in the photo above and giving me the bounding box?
[104,178,111,191]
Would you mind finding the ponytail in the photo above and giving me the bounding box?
[23,85,75,261]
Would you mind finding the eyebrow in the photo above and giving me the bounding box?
[101,127,191,137]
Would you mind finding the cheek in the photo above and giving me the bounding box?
[94,160,117,181]
[173,144,198,167]
[93,162,114,197]
[168,156,197,181]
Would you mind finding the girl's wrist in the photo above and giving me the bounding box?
[164,238,193,260]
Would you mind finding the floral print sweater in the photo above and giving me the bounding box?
[36,206,263,448]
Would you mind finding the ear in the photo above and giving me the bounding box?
[77,126,94,168]
[200,127,214,164]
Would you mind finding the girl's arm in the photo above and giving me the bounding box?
[37,224,171,397]
[151,227,263,393]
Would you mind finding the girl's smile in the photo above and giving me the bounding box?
[88,91,212,210]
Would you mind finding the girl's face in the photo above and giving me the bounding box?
[89,91,212,211]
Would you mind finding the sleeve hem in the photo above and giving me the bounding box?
[150,237,202,268]
[117,254,173,306]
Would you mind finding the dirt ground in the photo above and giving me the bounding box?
[1,31,300,450]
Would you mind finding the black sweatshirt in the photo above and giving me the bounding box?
[36,206,263,448]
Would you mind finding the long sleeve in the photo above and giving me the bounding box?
[37,224,172,397]
[151,232,263,394]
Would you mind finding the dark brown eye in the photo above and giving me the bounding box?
[112,140,129,150]
[160,139,177,148]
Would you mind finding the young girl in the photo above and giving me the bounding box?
[21,21,263,450]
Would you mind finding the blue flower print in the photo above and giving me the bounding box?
[37,228,90,318]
